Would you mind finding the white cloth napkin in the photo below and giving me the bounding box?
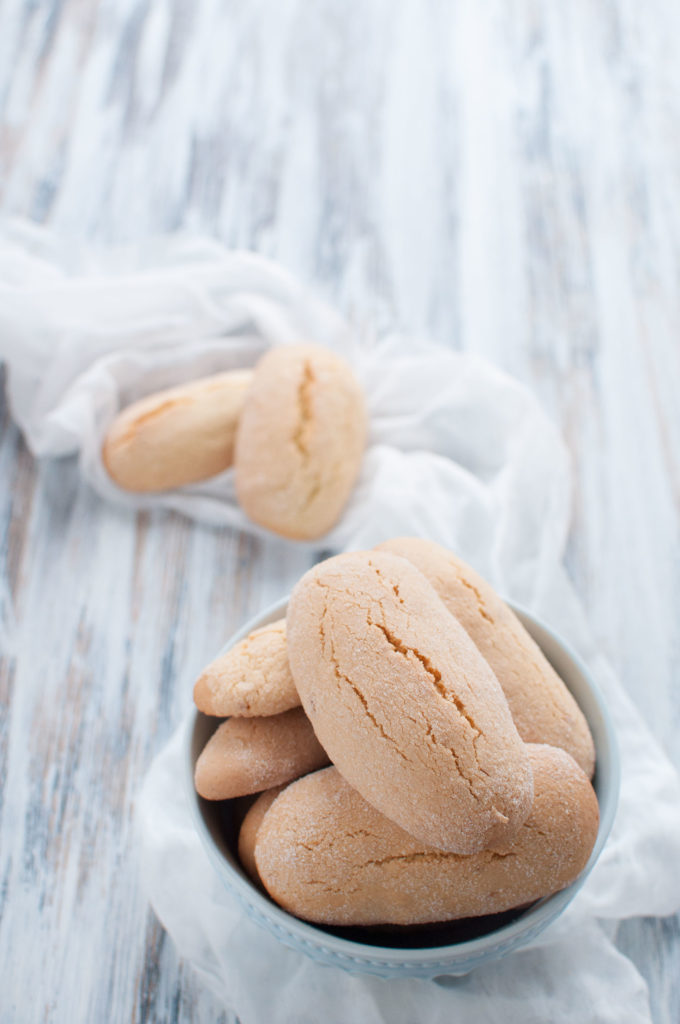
[2,223,679,1024]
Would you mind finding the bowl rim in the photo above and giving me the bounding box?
[185,594,620,968]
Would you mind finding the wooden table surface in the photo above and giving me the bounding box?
[1,1,679,1021]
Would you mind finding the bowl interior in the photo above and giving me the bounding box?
[188,596,619,961]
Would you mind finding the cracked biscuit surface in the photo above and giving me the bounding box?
[254,746,599,926]
[286,550,533,854]
[103,369,253,491]
[194,708,329,800]
[377,537,596,777]
[234,344,366,540]
[193,619,299,717]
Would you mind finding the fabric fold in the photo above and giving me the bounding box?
[2,226,679,1023]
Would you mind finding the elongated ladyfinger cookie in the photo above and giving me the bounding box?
[255,746,599,926]
[238,786,286,884]
[286,550,533,854]
[234,345,366,539]
[377,538,595,776]
[104,370,252,491]
[194,708,329,801]
[194,620,299,718]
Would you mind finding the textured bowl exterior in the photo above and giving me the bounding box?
[186,596,620,980]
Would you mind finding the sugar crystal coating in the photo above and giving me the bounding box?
[238,787,286,884]
[254,746,599,926]
[377,537,596,776]
[234,344,366,540]
[194,708,329,801]
[194,619,299,718]
[286,550,534,854]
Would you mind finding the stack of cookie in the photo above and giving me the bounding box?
[193,539,599,927]
[103,344,366,540]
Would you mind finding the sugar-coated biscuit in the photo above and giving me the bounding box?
[237,786,285,884]
[194,708,329,801]
[376,538,596,777]
[193,620,299,718]
[255,746,599,926]
[234,344,366,540]
[286,550,533,854]
[103,370,253,492]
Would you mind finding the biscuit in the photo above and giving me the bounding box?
[103,370,253,491]
[193,620,299,718]
[193,708,329,801]
[237,786,285,884]
[286,550,533,854]
[234,345,366,539]
[377,538,596,776]
[255,746,599,926]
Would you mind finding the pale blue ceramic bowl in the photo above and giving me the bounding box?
[186,597,619,979]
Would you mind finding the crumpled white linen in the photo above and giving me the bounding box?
[2,223,679,1023]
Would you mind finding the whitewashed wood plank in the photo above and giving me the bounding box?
[0,0,679,1021]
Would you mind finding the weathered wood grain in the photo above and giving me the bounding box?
[0,1,679,1021]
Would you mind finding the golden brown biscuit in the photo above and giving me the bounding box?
[234,345,366,539]
[193,620,299,718]
[255,746,599,926]
[286,550,533,854]
[103,370,253,491]
[194,708,329,801]
[376,537,596,777]
[237,786,285,884]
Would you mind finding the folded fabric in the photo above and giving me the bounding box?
[0,220,566,586]
[2,224,679,1023]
